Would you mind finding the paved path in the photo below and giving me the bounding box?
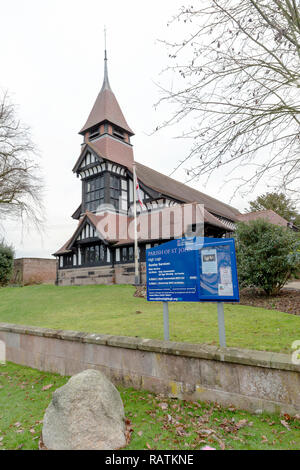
[285,281,300,290]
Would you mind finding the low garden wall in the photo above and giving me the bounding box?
[0,323,299,415]
[57,262,147,286]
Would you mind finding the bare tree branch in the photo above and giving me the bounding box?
[156,0,300,201]
[0,92,44,231]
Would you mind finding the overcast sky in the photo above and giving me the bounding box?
[1,0,268,258]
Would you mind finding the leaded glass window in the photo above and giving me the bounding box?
[81,244,108,265]
[110,174,120,209]
[85,175,105,212]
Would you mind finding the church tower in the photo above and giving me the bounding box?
[72,49,140,216]
[79,49,134,169]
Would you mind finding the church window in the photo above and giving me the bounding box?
[85,175,105,212]
[81,244,108,265]
[121,247,127,262]
[110,174,121,209]
[118,246,134,263]
[128,246,134,261]
[64,254,73,267]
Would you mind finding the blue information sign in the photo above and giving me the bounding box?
[146,237,239,302]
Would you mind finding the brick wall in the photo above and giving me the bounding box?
[57,262,147,286]
[12,258,57,285]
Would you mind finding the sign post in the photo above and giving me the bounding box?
[146,237,239,347]
[217,302,226,348]
[163,302,170,341]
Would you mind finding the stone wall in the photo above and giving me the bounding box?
[0,323,299,415]
[57,262,147,286]
[12,258,57,285]
[57,265,115,286]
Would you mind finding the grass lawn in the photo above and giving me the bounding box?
[0,284,299,353]
[0,362,300,450]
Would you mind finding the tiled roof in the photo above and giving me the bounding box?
[135,162,241,221]
[79,57,133,135]
[237,210,289,227]
[54,203,230,255]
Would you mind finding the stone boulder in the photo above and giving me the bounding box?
[42,369,126,450]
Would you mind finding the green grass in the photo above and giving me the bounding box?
[0,284,299,353]
[1,362,300,450]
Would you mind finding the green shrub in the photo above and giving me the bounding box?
[0,241,14,286]
[235,220,300,296]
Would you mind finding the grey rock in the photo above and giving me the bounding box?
[42,369,126,450]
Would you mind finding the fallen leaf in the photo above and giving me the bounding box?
[158,402,168,411]
[146,442,152,450]
[137,431,143,437]
[280,420,290,431]
[236,419,248,429]
[42,384,53,391]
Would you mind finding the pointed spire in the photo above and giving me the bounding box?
[79,30,134,136]
[102,26,111,91]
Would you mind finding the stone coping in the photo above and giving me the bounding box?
[0,322,298,373]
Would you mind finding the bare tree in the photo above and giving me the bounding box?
[0,92,43,229]
[157,0,300,200]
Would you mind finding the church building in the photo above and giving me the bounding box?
[54,50,241,286]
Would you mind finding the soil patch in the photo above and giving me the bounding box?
[134,286,300,315]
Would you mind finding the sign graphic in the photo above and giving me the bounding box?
[146,237,239,302]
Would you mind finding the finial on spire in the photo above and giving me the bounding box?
[102,25,111,90]
[104,25,107,61]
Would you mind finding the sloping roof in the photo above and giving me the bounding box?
[72,142,240,222]
[54,203,230,255]
[53,238,73,256]
[203,209,232,230]
[135,162,241,221]
[79,55,134,136]
[237,210,289,227]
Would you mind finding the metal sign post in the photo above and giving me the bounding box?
[217,302,226,348]
[163,302,170,341]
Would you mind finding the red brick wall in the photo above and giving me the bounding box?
[12,258,57,285]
